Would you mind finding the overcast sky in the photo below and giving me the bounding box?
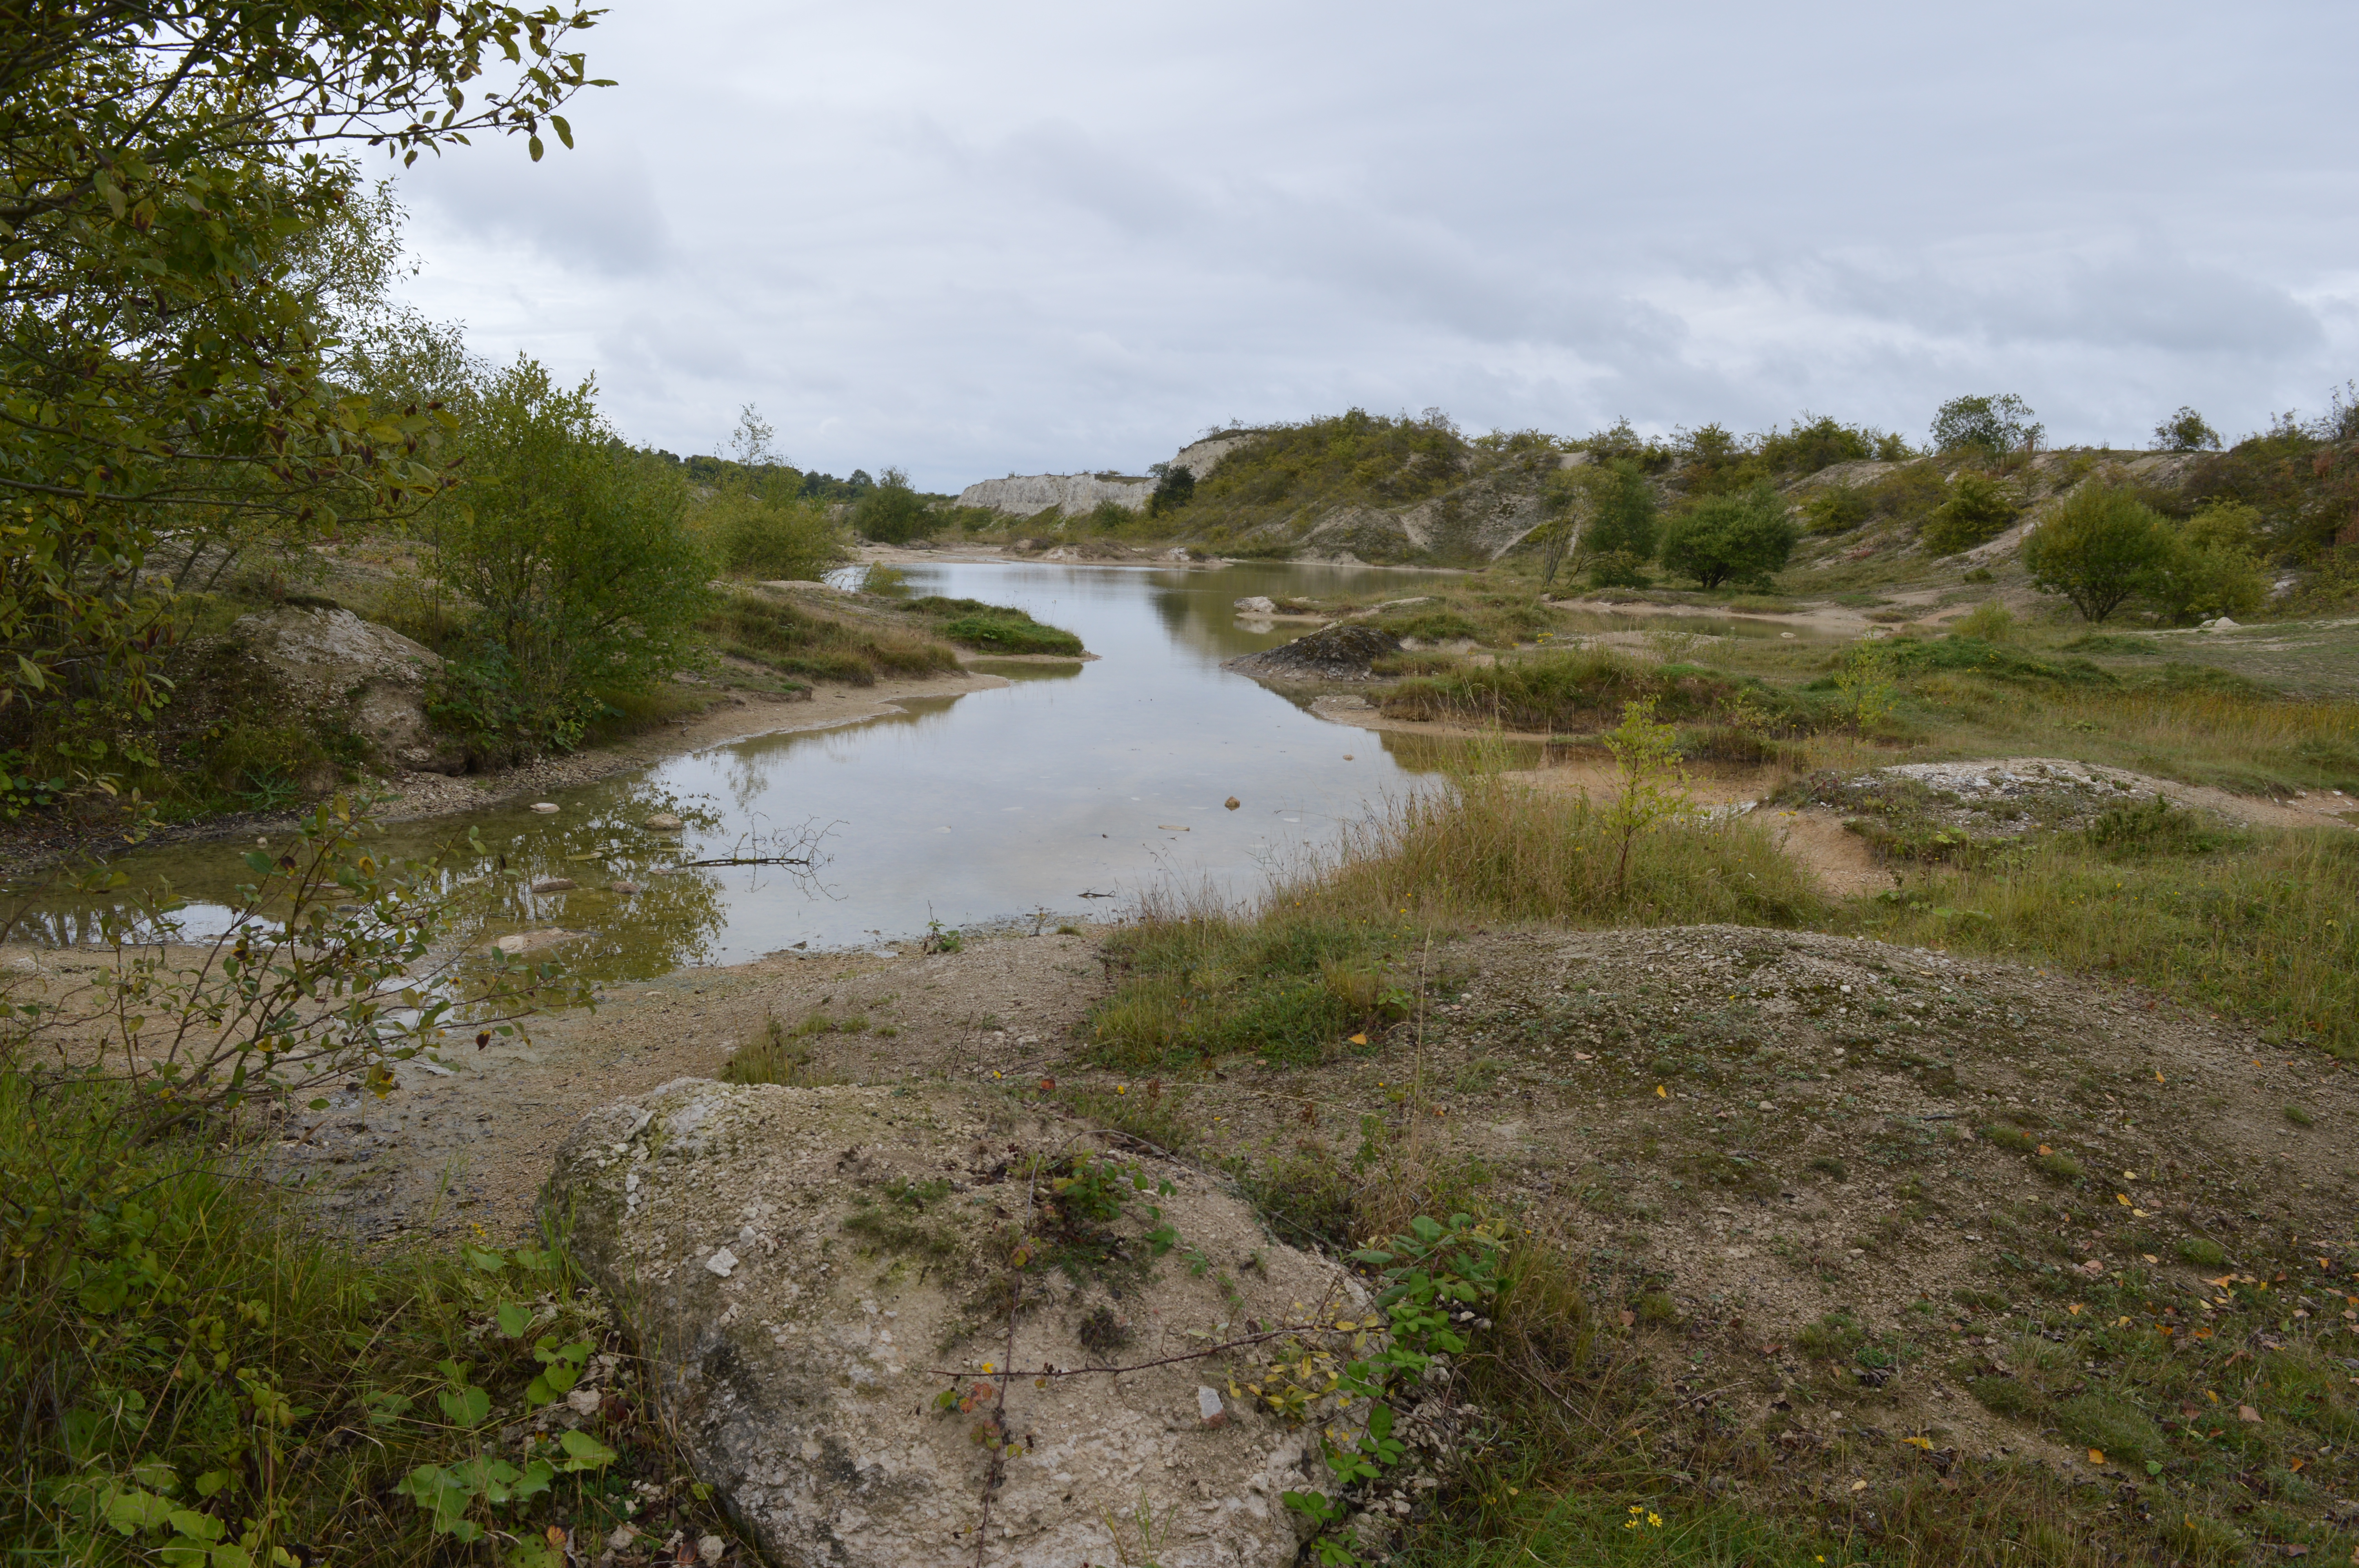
[392,0,2359,491]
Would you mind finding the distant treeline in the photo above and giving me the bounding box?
[640,452,922,505]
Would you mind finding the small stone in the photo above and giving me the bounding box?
[566,1385,602,1415]
[530,877,577,893]
[705,1247,739,1278]
[1197,1385,1226,1424]
[1225,797,1241,810]
[645,813,685,831]
[610,881,645,896]
[698,1535,727,1564]
[530,802,560,813]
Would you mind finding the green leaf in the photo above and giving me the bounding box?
[103,1487,175,1535]
[496,1301,532,1338]
[436,1385,491,1426]
[167,1509,224,1542]
[558,1428,617,1468]
[1367,1403,1394,1441]
[551,114,574,149]
[528,134,545,161]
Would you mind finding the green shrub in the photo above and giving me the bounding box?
[1921,474,2020,555]
[429,358,714,721]
[1950,601,2019,642]
[1577,458,1659,565]
[1657,484,1797,590]
[705,486,846,580]
[1147,462,1196,516]
[2179,1236,2228,1267]
[850,466,931,543]
[1802,484,1870,533]
[2023,483,2173,621]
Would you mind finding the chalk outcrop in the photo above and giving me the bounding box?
[956,473,1154,517]
[550,1078,1362,1568]
[231,605,464,774]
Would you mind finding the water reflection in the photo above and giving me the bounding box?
[7,560,1532,975]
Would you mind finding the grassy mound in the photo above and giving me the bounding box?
[704,590,961,684]
[899,595,1085,655]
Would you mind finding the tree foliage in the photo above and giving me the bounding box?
[2153,407,2221,452]
[1931,394,2044,459]
[0,0,604,727]
[427,359,711,745]
[1657,484,1797,590]
[850,466,930,544]
[2023,483,2169,622]
[1147,462,1196,517]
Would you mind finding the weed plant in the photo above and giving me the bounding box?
[0,1071,736,1563]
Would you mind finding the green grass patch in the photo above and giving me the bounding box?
[1850,826,2359,1060]
[703,589,960,684]
[900,595,1085,655]
[1381,649,1814,734]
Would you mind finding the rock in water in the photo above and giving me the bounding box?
[1221,623,1403,682]
[490,929,589,955]
[551,1079,1359,1568]
[1233,595,1278,614]
[230,606,465,775]
[644,813,685,832]
[529,877,577,893]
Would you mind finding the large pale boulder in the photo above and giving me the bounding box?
[550,1079,1365,1568]
[231,605,464,774]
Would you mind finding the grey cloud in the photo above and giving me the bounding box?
[390,0,2359,485]
[405,142,671,278]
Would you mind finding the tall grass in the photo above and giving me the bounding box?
[1852,826,2359,1060]
[1089,765,1824,1070]
[1309,766,1824,929]
[1382,649,1812,735]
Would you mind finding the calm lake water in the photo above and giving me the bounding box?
[4,563,1816,979]
[5,562,1478,977]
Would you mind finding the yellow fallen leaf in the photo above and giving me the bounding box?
[1903,1436,1933,1450]
[1347,1033,1367,1045]
[2116,1193,2131,1206]
[1655,1084,1667,1098]
[2142,1253,2159,1263]
[1849,1479,1868,1492]
[2067,1303,2082,1315]
[2037,1144,2052,1155]
[2088,1448,2106,1465]
[2154,1068,2165,1083]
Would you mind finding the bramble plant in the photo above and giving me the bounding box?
[1275,1212,1505,1566]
